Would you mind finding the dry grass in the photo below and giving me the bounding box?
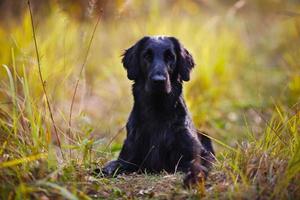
[0,1,299,199]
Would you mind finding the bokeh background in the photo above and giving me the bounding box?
[0,0,299,199]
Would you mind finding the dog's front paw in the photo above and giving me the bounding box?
[101,160,121,177]
[183,170,205,189]
[92,160,121,177]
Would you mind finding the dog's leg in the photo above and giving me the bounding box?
[101,137,139,177]
[197,131,215,174]
[197,131,215,155]
[176,133,214,188]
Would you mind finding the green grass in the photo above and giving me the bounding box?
[0,1,299,199]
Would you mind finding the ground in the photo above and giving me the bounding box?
[0,1,299,199]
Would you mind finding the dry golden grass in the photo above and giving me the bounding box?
[0,1,299,199]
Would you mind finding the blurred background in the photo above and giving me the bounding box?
[0,0,299,199]
[0,0,299,158]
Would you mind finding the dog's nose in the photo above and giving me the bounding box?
[151,74,166,82]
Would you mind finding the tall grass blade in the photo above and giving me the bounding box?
[27,0,64,158]
[2,64,17,135]
[68,13,102,142]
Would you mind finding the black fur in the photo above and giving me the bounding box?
[101,36,215,187]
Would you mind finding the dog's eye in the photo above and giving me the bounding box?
[164,49,175,62]
[143,50,153,62]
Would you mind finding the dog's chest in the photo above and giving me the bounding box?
[134,122,180,172]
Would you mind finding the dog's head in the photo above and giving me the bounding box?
[122,36,195,94]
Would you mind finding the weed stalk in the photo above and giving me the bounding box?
[27,0,64,159]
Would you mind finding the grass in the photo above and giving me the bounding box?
[0,1,299,199]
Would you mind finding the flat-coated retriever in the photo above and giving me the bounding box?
[102,36,215,187]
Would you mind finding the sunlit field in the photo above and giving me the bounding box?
[0,0,299,199]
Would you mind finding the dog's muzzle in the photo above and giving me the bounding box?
[148,72,171,94]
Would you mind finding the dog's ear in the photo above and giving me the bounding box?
[169,37,195,81]
[122,37,149,80]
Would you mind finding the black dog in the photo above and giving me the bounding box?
[102,36,214,187]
